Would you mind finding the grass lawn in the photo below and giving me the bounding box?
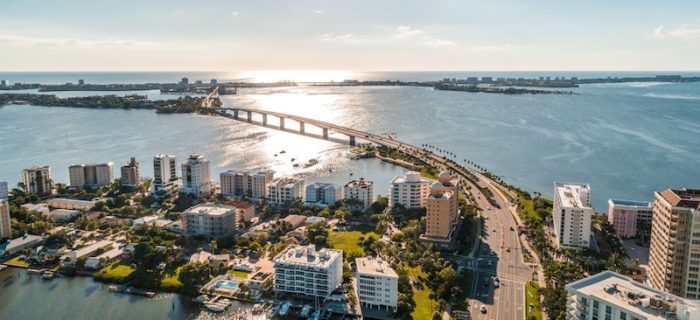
[227,269,251,279]
[327,225,378,257]
[403,264,438,320]
[518,196,539,221]
[4,256,30,268]
[525,281,543,320]
[94,260,135,282]
[160,266,184,290]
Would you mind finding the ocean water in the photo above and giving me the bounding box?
[1,72,700,318]
[3,72,699,209]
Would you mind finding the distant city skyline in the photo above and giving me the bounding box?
[1,0,699,71]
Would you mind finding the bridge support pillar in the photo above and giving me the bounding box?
[300,121,305,134]
[322,128,328,140]
[247,111,252,123]
[262,114,267,125]
[280,118,285,129]
[349,135,356,146]
[233,110,239,119]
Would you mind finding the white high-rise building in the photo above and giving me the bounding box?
[0,181,8,200]
[273,245,343,298]
[565,271,699,320]
[0,199,11,239]
[305,182,341,206]
[553,182,593,248]
[356,257,398,311]
[388,171,431,208]
[344,179,374,211]
[266,177,304,205]
[21,166,53,194]
[153,154,179,192]
[181,154,213,195]
[220,170,274,199]
[69,162,114,188]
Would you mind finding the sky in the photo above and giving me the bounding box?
[0,0,699,71]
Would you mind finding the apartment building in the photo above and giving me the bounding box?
[21,166,53,195]
[153,154,178,192]
[0,199,11,239]
[273,245,343,298]
[607,199,653,239]
[120,157,140,188]
[220,170,274,199]
[266,177,304,205]
[183,203,237,238]
[553,182,593,248]
[0,181,8,200]
[420,175,460,249]
[305,182,341,206]
[343,178,374,211]
[181,154,213,195]
[356,257,398,311]
[388,171,431,208]
[648,188,700,299]
[565,270,699,320]
[69,162,114,188]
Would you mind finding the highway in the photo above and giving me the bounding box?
[217,107,534,319]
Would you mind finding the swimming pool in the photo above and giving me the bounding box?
[213,280,238,290]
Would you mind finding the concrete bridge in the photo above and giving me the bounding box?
[218,107,371,146]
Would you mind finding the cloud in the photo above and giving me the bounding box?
[425,38,454,46]
[231,11,239,17]
[312,10,323,14]
[320,33,356,42]
[654,25,700,40]
[0,34,159,48]
[395,25,423,38]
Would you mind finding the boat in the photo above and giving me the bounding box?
[308,310,322,320]
[274,154,277,157]
[192,294,208,303]
[41,271,55,280]
[278,301,291,316]
[291,158,296,162]
[304,159,318,168]
[0,265,7,272]
[205,303,226,312]
[220,298,232,306]
[293,163,300,168]
[280,150,286,154]
[300,305,312,317]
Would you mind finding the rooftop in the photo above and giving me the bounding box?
[345,178,374,188]
[555,182,591,209]
[184,203,236,216]
[356,257,398,278]
[659,189,700,210]
[268,177,304,188]
[609,199,652,208]
[274,245,342,268]
[566,271,700,320]
[3,234,44,252]
[391,172,431,185]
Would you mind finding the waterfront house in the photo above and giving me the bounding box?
[1,234,45,256]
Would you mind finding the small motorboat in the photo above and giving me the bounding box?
[192,295,208,303]
[280,150,286,154]
[205,303,226,312]
[41,271,55,280]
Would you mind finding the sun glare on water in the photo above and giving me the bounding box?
[237,70,357,83]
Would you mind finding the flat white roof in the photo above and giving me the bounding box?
[274,245,342,268]
[185,203,236,216]
[555,182,591,209]
[566,271,699,320]
[356,257,398,278]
